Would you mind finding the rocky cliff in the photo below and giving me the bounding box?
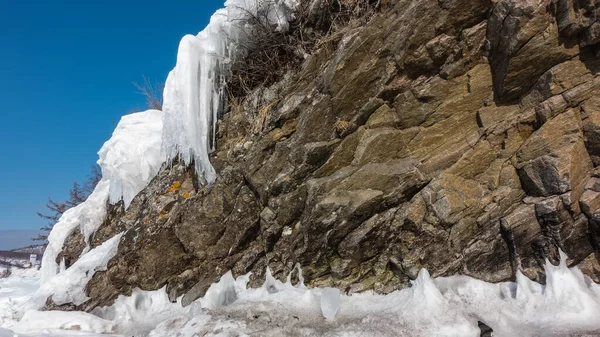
[54,0,600,311]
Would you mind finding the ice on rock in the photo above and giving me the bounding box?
[92,287,187,337]
[263,267,284,294]
[97,109,164,208]
[202,271,238,309]
[36,233,123,307]
[319,287,340,320]
[411,268,443,306]
[3,254,600,336]
[40,180,110,284]
[41,110,164,288]
[161,0,298,185]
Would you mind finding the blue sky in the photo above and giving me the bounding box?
[0,0,223,239]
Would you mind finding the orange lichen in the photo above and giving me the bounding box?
[159,212,169,219]
[182,191,191,199]
[166,181,181,193]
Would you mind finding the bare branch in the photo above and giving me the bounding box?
[133,75,163,111]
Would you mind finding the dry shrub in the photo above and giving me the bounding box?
[227,0,380,99]
[133,75,163,111]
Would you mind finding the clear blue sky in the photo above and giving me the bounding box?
[0,1,223,235]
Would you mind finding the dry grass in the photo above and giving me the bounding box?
[226,0,381,100]
[134,75,163,111]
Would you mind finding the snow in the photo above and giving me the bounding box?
[35,233,123,307]
[161,0,298,185]
[97,109,165,208]
[13,310,116,335]
[41,0,300,305]
[142,256,600,337]
[40,180,110,285]
[3,254,600,336]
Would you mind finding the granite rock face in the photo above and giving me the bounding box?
[54,0,600,310]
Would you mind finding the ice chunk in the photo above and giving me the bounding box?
[262,267,284,294]
[97,109,164,208]
[319,287,340,320]
[92,286,186,337]
[201,271,238,309]
[411,268,443,307]
[36,233,123,306]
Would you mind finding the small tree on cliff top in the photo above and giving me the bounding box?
[34,165,102,242]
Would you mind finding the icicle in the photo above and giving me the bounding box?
[263,267,282,294]
[295,263,306,289]
[59,258,66,273]
[161,0,300,185]
[201,271,238,309]
[320,288,340,320]
[411,269,443,306]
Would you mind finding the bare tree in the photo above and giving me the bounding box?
[34,165,102,242]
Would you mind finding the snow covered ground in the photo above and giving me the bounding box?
[2,254,600,337]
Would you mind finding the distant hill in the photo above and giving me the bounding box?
[0,244,44,269]
[11,244,45,254]
[0,230,42,250]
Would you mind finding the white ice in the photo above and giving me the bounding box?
[161,0,298,185]
[2,254,600,336]
[35,233,123,307]
[97,109,165,208]
[41,0,298,302]
[40,180,110,285]
[41,110,164,286]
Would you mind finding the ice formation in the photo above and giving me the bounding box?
[40,0,300,294]
[40,109,164,290]
[161,0,298,184]
[3,253,600,336]
[200,271,240,309]
[40,180,110,284]
[13,310,116,335]
[319,287,340,320]
[97,109,165,208]
[36,233,123,307]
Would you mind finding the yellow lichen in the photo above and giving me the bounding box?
[166,181,181,193]
[159,213,169,219]
[181,191,191,199]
